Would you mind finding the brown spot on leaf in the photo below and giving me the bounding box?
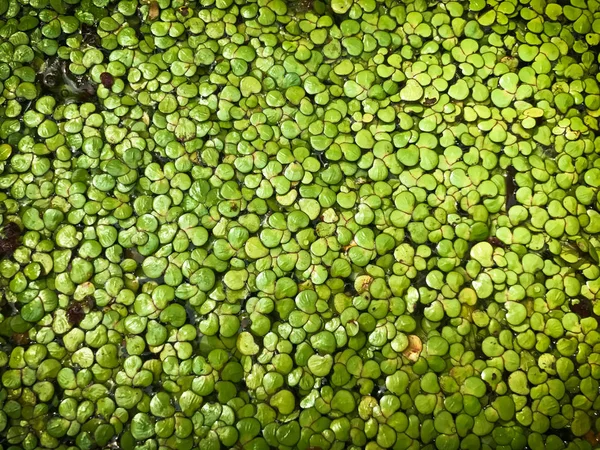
[487,237,506,248]
[148,1,160,20]
[100,72,114,88]
[343,242,357,251]
[585,430,600,446]
[360,276,373,292]
[12,332,29,346]
[67,301,85,325]
[403,335,422,362]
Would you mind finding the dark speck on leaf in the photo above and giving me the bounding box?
[487,237,506,248]
[100,72,115,88]
[67,301,86,325]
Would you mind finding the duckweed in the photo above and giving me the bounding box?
[1,0,600,449]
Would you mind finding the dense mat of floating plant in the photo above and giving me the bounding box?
[1,0,600,448]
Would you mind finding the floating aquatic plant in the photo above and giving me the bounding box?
[0,0,599,449]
